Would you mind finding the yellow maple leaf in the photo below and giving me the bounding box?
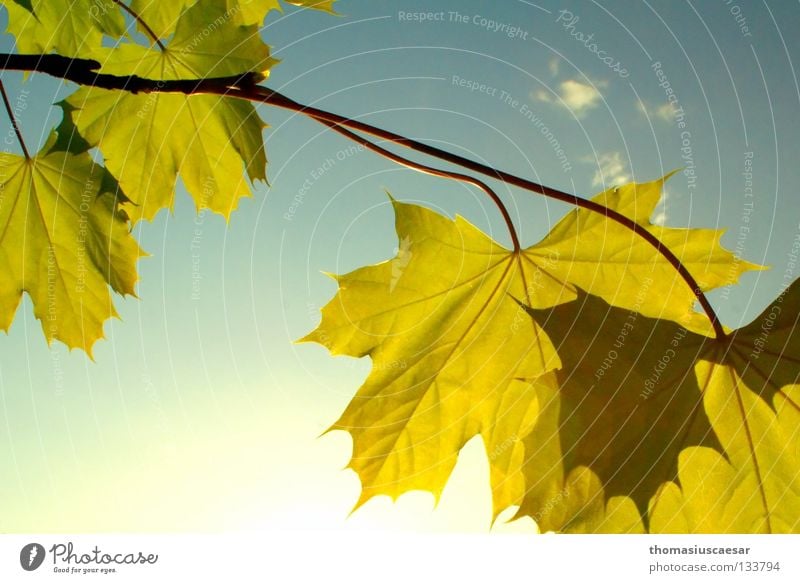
[67,0,276,222]
[128,0,334,40]
[527,174,765,322]
[517,284,800,533]
[303,200,558,514]
[1,0,125,56]
[283,0,337,13]
[0,138,142,354]
[304,178,763,517]
[650,283,800,533]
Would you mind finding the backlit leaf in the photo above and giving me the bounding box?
[650,283,800,533]
[128,0,187,39]
[128,0,332,40]
[1,0,125,56]
[304,182,758,517]
[517,284,800,533]
[303,200,563,514]
[66,0,275,221]
[525,174,765,323]
[284,0,337,13]
[9,0,32,13]
[0,137,142,354]
[516,293,714,532]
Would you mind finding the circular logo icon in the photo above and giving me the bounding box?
[20,543,46,571]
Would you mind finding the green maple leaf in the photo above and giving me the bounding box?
[517,286,800,533]
[128,0,187,39]
[66,0,276,222]
[650,284,800,533]
[516,294,715,533]
[303,200,557,514]
[0,135,143,355]
[235,0,281,24]
[304,179,759,516]
[284,0,337,13]
[527,174,765,323]
[128,0,335,39]
[8,0,32,12]
[49,101,132,207]
[128,0,277,38]
[1,0,125,56]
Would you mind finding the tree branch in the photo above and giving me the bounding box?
[0,53,263,94]
[0,52,725,339]
[252,88,724,339]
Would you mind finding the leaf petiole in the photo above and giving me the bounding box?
[111,0,166,51]
[0,79,30,160]
[310,116,521,252]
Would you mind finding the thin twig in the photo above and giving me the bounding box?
[235,86,726,339]
[312,116,521,252]
[0,79,30,159]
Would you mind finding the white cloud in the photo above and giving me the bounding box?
[558,80,603,116]
[637,99,676,123]
[531,79,607,117]
[548,57,560,76]
[583,151,630,188]
[655,103,677,122]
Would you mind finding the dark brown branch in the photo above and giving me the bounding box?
[0,53,263,94]
[0,52,725,339]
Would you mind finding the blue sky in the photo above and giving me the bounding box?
[0,0,798,532]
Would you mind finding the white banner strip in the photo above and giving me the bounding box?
[1,533,798,582]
